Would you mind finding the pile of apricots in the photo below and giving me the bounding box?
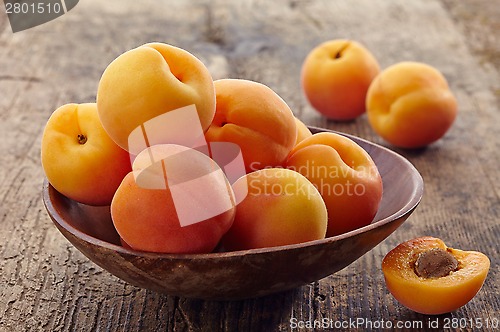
[41,42,383,254]
[41,40,488,315]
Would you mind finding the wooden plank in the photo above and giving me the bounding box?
[0,0,498,331]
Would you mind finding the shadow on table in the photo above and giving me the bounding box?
[146,287,300,331]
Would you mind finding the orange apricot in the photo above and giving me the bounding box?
[111,144,236,254]
[41,103,131,206]
[366,62,458,148]
[97,42,215,153]
[302,39,380,120]
[222,168,327,251]
[286,132,383,236]
[382,236,490,315]
[205,79,297,173]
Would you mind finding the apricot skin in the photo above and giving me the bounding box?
[221,168,327,251]
[294,117,313,145]
[112,144,236,254]
[302,39,380,120]
[97,42,216,152]
[286,132,383,236]
[366,62,458,148]
[205,79,297,173]
[41,103,131,206]
[112,172,235,254]
[382,236,490,315]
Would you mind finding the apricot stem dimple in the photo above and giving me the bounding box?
[77,134,87,145]
[333,41,350,59]
[174,73,183,82]
[414,248,458,279]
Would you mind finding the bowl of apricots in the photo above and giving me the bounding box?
[41,42,424,300]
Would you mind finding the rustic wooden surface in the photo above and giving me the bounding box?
[0,0,499,331]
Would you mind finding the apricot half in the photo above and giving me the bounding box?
[382,236,490,315]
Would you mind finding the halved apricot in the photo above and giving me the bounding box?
[382,236,490,315]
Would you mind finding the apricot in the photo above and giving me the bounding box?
[294,117,313,145]
[286,132,383,236]
[111,144,236,254]
[382,236,490,315]
[97,42,216,153]
[222,168,327,251]
[205,79,297,173]
[41,103,131,206]
[301,39,380,120]
[366,61,458,148]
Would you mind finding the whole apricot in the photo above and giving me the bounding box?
[97,42,216,153]
[41,103,131,206]
[382,236,490,315]
[222,168,327,251]
[286,132,383,236]
[111,144,236,254]
[205,79,297,173]
[366,62,458,148]
[301,39,380,120]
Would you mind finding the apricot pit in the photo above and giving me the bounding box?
[414,247,458,279]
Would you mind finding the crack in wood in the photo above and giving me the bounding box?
[0,76,42,83]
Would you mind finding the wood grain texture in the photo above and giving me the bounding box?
[0,0,498,331]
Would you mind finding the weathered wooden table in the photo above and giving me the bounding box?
[1,1,498,331]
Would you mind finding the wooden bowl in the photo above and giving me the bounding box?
[42,126,423,300]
